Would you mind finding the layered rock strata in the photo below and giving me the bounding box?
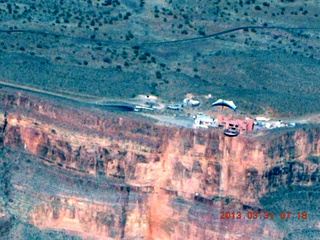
[0,89,319,239]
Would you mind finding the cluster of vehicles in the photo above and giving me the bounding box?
[133,95,286,137]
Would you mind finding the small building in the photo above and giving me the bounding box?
[183,98,200,107]
[256,119,286,129]
[216,114,254,135]
[255,117,270,121]
[194,113,216,128]
[287,122,296,127]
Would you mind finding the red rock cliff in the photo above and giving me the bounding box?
[0,89,319,239]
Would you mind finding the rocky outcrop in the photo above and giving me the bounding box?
[0,89,319,239]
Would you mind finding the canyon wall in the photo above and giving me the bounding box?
[0,89,319,239]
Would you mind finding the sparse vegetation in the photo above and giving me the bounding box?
[0,0,318,116]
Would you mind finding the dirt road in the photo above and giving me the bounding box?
[0,80,319,127]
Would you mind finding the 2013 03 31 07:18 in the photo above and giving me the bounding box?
[220,211,308,220]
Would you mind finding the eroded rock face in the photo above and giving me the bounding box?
[0,89,319,239]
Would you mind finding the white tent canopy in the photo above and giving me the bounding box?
[212,99,237,111]
[183,98,200,106]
